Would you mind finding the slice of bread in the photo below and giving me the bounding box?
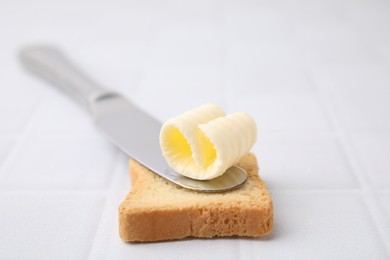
[119,153,273,242]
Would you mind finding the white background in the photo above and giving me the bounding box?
[1,0,390,259]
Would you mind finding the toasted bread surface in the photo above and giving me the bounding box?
[119,153,273,242]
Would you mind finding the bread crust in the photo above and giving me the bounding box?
[119,153,273,242]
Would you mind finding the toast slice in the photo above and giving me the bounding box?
[119,153,273,242]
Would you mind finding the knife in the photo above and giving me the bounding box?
[19,46,248,192]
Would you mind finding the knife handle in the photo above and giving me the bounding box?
[19,46,112,110]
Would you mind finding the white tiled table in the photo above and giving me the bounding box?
[1,0,390,259]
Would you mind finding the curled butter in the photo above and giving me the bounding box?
[159,104,257,180]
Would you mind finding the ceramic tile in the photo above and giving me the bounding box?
[0,192,104,259]
[57,42,145,97]
[0,138,14,167]
[225,42,312,93]
[108,152,132,192]
[381,194,390,221]
[0,74,41,134]
[88,191,127,259]
[376,43,390,65]
[144,22,222,68]
[108,237,241,260]
[332,92,390,131]
[224,5,292,43]
[351,133,390,189]
[292,23,383,66]
[158,0,222,24]
[279,0,346,26]
[30,92,96,134]
[96,6,159,43]
[379,194,390,247]
[237,191,389,260]
[1,0,390,258]
[3,135,117,189]
[255,134,358,189]
[0,106,35,134]
[311,63,390,94]
[230,94,332,133]
[134,66,225,121]
[347,2,390,44]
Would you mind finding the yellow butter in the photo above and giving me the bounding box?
[159,104,257,180]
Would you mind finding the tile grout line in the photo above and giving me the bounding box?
[87,152,128,260]
[337,128,390,255]
[0,94,47,184]
[312,83,390,256]
[1,85,125,258]
[1,89,118,259]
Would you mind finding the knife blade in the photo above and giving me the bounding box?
[19,46,248,192]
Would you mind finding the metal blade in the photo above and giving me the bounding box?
[90,93,248,192]
[19,46,248,192]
